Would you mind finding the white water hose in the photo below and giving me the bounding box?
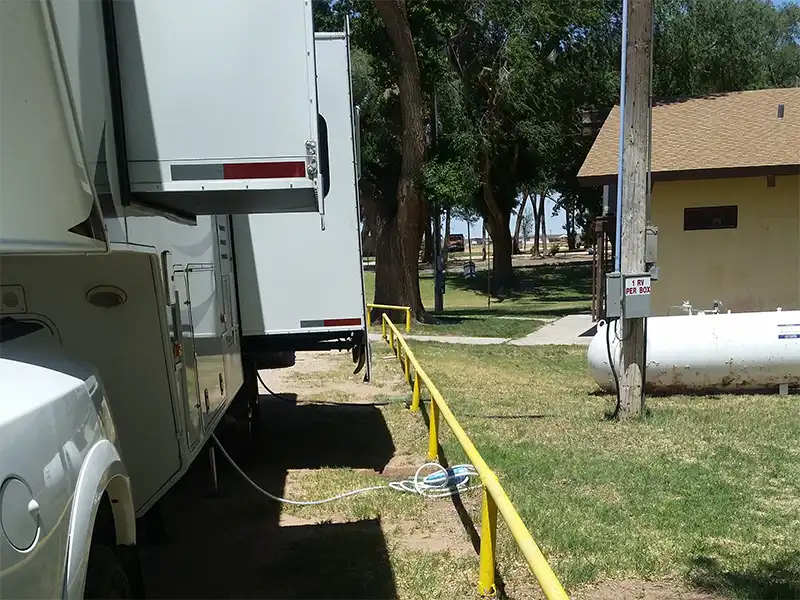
[211,433,480,505]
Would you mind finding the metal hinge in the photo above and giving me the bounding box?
[305,140,318,180]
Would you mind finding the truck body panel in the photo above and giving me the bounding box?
[0,239,242,515]
[0,0,108,255]
[109,0,322,215]
[234,33,369,370]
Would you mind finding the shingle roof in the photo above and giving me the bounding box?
[578,87,800,184]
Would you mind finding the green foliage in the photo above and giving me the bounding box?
[654,0,800,96]
[313,0,800,260]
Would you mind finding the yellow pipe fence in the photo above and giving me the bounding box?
[380,312,569,600]
[366,303,412,333]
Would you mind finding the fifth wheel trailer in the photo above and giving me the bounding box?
[233,31,371,378]
[0,0,324,597]
[0,0,324,259]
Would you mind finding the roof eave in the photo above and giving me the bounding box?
[578,164,800,187]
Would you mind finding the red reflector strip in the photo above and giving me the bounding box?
[322,318,362,327]
[222,161,305,180]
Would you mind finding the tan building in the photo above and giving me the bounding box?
[578,87,800,316]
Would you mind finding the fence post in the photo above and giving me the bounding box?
[428,398,440,460]
[404,352,410,384]
[478,487,498,597]
[389,327,394,352]
[367,305,372,326]
[411,372,421,412]
[381,315,387,340]
[405,308,411,333]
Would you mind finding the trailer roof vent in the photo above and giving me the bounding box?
[86,286,127,309]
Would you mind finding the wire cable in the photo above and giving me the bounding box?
[256,370,420,407]
[605,318,622,418]
[256,371,294,403]
[211,433,480,505]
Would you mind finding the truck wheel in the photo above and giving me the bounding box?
[84,544,132,599]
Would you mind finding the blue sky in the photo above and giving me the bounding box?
[450,195,567,238]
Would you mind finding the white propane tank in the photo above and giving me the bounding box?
[587,310,800,394]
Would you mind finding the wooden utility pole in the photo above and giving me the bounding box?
[617,0,653,419]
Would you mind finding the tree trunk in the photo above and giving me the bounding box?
[513,190,528,254]
[481,156,513,291]
[422,214,434,264]
[539,192,548,256]
[373,0,428,321]
[532,193,541,257]
[485,215,513,292]
[481,222,487,261]
[442,207,451,262]
[566,202,577,250]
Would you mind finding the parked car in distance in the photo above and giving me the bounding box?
[447,234,465,253]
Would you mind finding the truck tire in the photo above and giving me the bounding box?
[84,543,132,599]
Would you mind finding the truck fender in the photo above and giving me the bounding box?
[62,439,136,600]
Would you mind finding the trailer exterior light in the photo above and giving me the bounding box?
[86,285,127,308]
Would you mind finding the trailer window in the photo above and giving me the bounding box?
[318,114,330,199]
[684,206,738,231]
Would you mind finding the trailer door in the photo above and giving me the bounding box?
[106,0,322,217]
[172,270,204,450]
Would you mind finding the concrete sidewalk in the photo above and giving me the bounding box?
[369,313,598,347]
[509,313,595,346]
[369,332,508,345]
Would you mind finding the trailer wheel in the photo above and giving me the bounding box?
[84,543,132,599]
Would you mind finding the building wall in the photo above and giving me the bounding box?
[650,174,800,315]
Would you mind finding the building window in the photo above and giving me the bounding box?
[684,206,738,231]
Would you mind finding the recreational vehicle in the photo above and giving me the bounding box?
[0,1,321,597]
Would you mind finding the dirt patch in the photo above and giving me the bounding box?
[385,503,476,558]
[261,350,406,403]
[573,579,728,600]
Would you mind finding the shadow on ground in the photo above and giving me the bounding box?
[688,554,800,600]
[138,394,399,599]
[435,261,592,304]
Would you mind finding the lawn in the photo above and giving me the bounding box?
[253,340,800,599]
[408,341,800,599]
[364,260,593,339]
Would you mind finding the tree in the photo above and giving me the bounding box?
[369,0,428,319]
[316,0,473,320]
[513,190,529,254]
[520,203,535,249]
[445,0,622,291]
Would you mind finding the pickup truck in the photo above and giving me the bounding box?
[0,317,140,599]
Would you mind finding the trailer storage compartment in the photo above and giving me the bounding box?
[0,241,242,515]
[233,32,369,374]
[0,0,108,254]
[107,0,322,216]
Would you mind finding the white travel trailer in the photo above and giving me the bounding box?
[233,31,371,379]
[0,1,321,597]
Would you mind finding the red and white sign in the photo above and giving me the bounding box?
[624,276,651,296]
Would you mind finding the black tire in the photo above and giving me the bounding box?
[84,543,132,599]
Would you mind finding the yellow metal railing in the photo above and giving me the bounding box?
[366,302,412,333]
[380,313,569,600]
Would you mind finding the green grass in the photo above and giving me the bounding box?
[364,260,592,339]
[258,339,800,598]
[406,341,800,598]
[409,315,545,339]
